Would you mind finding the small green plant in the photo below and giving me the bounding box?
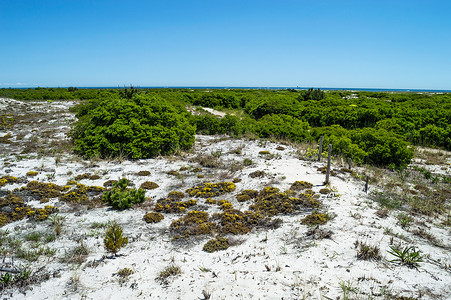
[397,213,412,228]
[103,221,129,256]
[102,178,145,209]
[243,158,253,166]
[387,245,423,268]
[116,267,134,278]
[355,240,381,261]
[338,280,359,300]
[156,264,182,284]
[49,214,65,236]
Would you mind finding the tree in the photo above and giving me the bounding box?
[104,221,128,256]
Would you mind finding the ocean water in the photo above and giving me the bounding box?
[75,86,451,93]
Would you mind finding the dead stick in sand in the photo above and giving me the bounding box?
[318,135,324,162]
[325,144,332,185]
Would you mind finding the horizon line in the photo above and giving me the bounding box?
[2,85,451,93]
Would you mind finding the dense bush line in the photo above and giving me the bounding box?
[2,87,449,167]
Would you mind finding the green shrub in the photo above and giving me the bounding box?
[255,114,310,142]
[72,94,195,159]
[103,221,128,256]
[102,178,145,209]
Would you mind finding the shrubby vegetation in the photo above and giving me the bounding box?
[2,87,449,168]
[71,93,195,159]
[102,179,145,209]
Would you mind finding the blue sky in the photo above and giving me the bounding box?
[1,0,450,89]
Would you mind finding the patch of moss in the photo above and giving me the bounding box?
[276,146,285,151]
[23,181,66,201]
[0,175,18,187]
[186,182,236,198]
[197,174,204,179]
[167,170,180,176]
[212,209,262,235]
[154,198,197,213]
[167,191,185,199]
[301,211,330,225]
[74,173,90,181]
[236,190,259,202]
[249,187,318,217]
[217,200,233,210]
[103,179,117,187]
[204,198,217,205]
[259,150,271,155]
[232,178,242,183]
[298,193,322,208]
[249,170,265,178]
[0,197,58,226]
[170,211,215,237]
[304,189,315,195]
[285,189,297,197]
[140,181,159,190]
[66,180,78,185]
[26,171,38,177]
[143,212,164,223]
[0,133,12,144]
[290,181,313,191]
[203,237,230,253]
[136,170,151,176]
[319,188,331,194]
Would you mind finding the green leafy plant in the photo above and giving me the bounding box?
[397,213,412,228]
[338,280,359,300]
[102,178,145,209]
[387,245,423,268]
[103,221,129,256]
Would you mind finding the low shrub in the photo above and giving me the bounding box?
[140,181,159,190]
[154,198,197,213]
[301,211,330,225]
[290,181,313,191]
[136,170,151,176]
[249,170,265,178]
[186,182,236,198]
[203,237,230,253]
[143,212,164,223]
[170,211,215,237]
[103,221,128,256]
[102,178,145,209]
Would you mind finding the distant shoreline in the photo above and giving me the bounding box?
[4,86,451,93]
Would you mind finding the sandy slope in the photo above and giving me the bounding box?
[0,99,450,300]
